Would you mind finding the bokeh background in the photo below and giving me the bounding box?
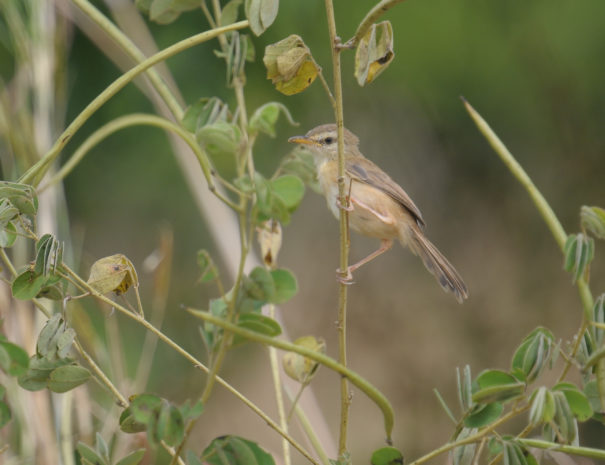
[2,0,605,463]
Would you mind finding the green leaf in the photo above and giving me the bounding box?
[472,370,524,404]
[245,0,278,36]
[197,121,242,159]
[95,433,110,463]
[563,233,594,282]
[464,402,503,428]
[457,365,473,411]
[0,221,17,248]
[551,391,577,444]
[47,364,91,393]
[0,400,11,428]
[130,394,163,424]
[156,400,184,446]
[179,399,204,421]
[12,269,46,300]
[270,268,297,304]
[502,441,529,465]
[270,175,305,210]
[279,149,320,193]
[249,102,297,138]
[220,0,243,26]
[0,341,29,376]
[37,314,63,359]
[18,355,70,391]
[0,181,38,215]
[202,435,276,465]
[581,205,605,240]
[370,447,403,465]
[553,382,593,421]
[354,21,395,86]
[119,406,147,434]
[244,267,276,302]
[236,313,281,338]
[510,327,554,383]
[529,386,555,425]
[182,97,229,132]
[115,449,146,465]
[77,442,108,465]
[452,428,477,465]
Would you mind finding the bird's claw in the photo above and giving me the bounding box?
[336,268,354,285]
[336,198,354,212]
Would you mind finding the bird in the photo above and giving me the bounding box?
[288,123,468,303]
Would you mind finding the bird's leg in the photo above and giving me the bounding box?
[336,239,393,284]
[335,177,354,212]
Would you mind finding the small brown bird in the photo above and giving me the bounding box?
[288,124,468,303]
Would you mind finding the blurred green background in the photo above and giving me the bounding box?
[2,0,605,462]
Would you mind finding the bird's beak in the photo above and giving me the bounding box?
[288,135,317,146]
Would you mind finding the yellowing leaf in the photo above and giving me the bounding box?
[354,21,395,86]
[282,336,325,384]
[264,35,318,96]
[87,254,138,295]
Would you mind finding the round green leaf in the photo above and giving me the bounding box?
[119,406,147,433]
[0,341,30,376]
[202,435,275,465]
[270,268,297,304]
[156,401,184,446]
[554,383,593,421]
[130,394,163,424]
[371,447,403,465]
[12,269,46,300]
[270,175,305,209]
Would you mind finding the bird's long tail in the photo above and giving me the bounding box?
[403,226,469,303]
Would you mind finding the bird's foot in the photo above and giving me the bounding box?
[336,267,354,284]
[336,198,354,212]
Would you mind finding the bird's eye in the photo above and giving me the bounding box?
[323,137,334,144]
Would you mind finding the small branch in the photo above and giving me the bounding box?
[19,20,249,186]
[73,339,128,407]
[518,438,605,460]
[343,0,408,49]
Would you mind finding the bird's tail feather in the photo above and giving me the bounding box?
[404,226,469,303]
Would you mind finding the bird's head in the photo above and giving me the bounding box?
[288,124,359,159]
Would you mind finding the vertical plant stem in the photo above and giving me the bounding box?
[324,0,351,455]
[268,305,291,465]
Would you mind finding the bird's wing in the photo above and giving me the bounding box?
[346,157,425,228]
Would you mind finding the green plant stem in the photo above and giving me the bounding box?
[187,308,394,443]
[73,339,128,407]
[324,0,352,454]
[343,0,408,48]
[70,0,183,121]
[59,264,319,465]
[409,405,529,465]
[287,387,331,465]
[18,20,249,187]
[518,438,605,460]
[38,113,241,212]
[268,305,291,465]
